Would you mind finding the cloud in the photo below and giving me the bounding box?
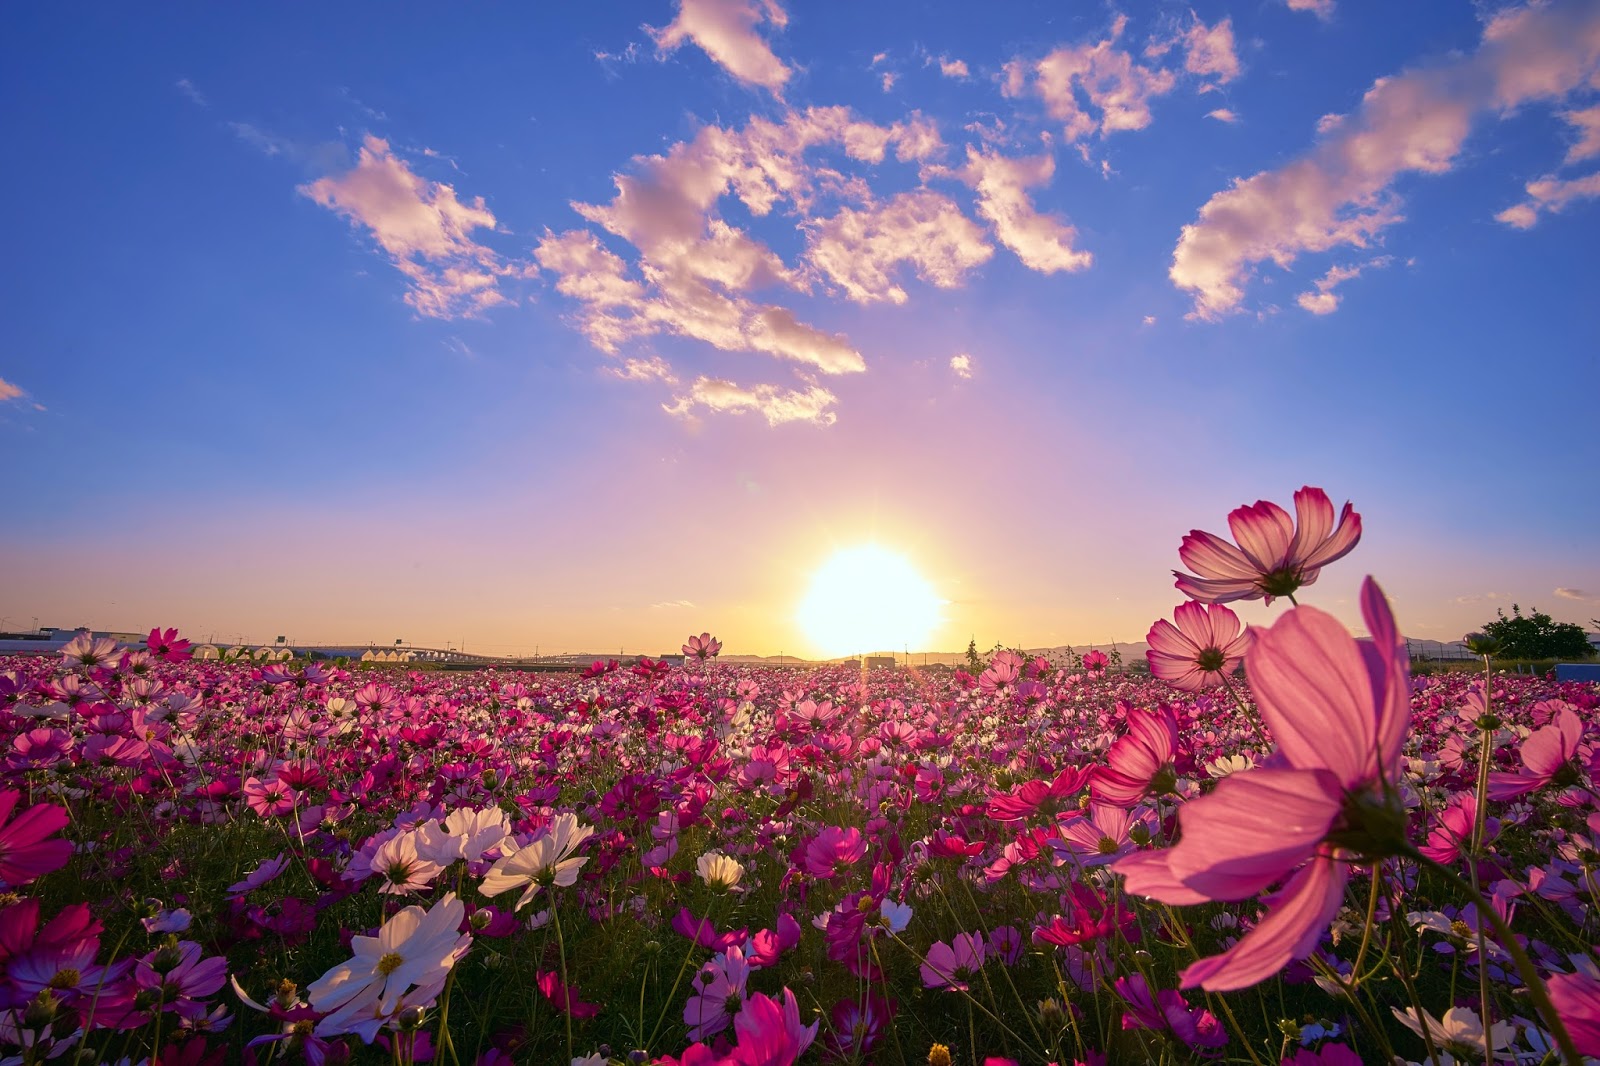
[534,106,955,400]
[943,147,1093,273]
[608,355,679,383]
[175,78,208,107]
[938,56,970,79]
[300,136,518,319]
[1003,15,1177,143]
[664,376,838,426]
[881,72,898,92]
[1295,256,1391,315]
[1496,170,1600,229]
[651,599,698,609]
[229,122,295,158]
[1284,0,1335,19]
[648,0,792,95]
[805,190,993,304]
[1170,1,1600,319]
[1555,587,1593,601]
[950,352,973,378]
[1180,17,1241,84]
[0,377,24,402]
[1562,105,1600,163]
[1206,108,1240,124]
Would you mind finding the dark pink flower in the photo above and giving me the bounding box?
[683,633,723,660]
[146,628,193,662]
[1091,706,1179,807]
[1146,602,1251,691]
[1174,486,1361,604]
[1548,964,1600,1056]
[803,826,866,879]
[1488,704,1590,800]
[1114,973,1228,1050]
[1116,577,1410,991]
[0,790,72,887]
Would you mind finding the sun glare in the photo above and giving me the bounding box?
[796,545,944,659]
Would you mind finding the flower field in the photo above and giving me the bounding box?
[3,490,1599,1065]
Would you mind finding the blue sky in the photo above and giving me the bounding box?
[2,0,1597,656]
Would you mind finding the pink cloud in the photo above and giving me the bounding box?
[663,376,837,426]
[1003,15,1177,143]
[1561,105,1600,163]
[1206,108,1239,123]
[1180,17,1241,84]
[300,136,515,319]
[1284,0,1335,20]
[0,377,24,402]
[938,56,970,79]
[1295,256,1391,315]
[1496,170,1600,229]
[1171,2,1600,319]
[649,0,792,95]
[944,147,1092,274]
[805,190,993,304]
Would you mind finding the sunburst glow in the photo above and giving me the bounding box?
[796,545,944,658]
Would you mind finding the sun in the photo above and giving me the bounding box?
[796,545,944,659]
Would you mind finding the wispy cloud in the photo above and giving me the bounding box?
[1555,587,1594,602]
[805,190,992,304]
[1496,171,1600,230]
[663,376,838,426]
[937,56,970,79]
[940,147,1092,273]
[650,599,697,609]
[1171,1,1600,319]
[1206,108,1239,124]
[950,352,973,379]
[1296,256,1391,315]
[648,0,792,96]
[300,136,520,319]
[0,377,25,402]
[175,78,208,107]
[1283,0,1335,20]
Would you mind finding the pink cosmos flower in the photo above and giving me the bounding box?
[1091,706,1180,807]
[1488,704,1590,800]
[683,633,722,660]
[1146,602,1252,691]
[683,945,750,1041]
[0,790,72,887]
[1114,973,1228,1050]
[920,931,985,991]
[1081,650,1109,677]
[1174,486,1361,604]
[242,776,297,818]
[1418,793,1498,866]
[1115,577,1410,991]
[1051,805,1148,867]
[536,969,601,1018]
[723,988,818,1066]
[1547,963,1600,1056]
[804,826,867,879]
[145,627,193,662]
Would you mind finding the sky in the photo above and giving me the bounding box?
[2,0,1598,658]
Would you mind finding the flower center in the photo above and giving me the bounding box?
[376,952,405,976]
[48,968,81,989]
[1195,647,1226,672]
[1258,567,1304,598]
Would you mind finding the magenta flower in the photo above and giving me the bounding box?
[1114,973,1228,1050]
[683,945,749,1041]
[1174,486,1362,604]
[723,988,818,1066]
[1146,602,1251,691]
[1115,577,1410,991]
[683,633,722,660]
[145,627,193,662]
[1488,703,1591,800]
[1418,793,1498,866]
[803,825,867,879]
[0,790,72,887]
[920,931,985,991]
[1081,649,1109,676]
[1091,706,1180,807]
[1548,964,1600,1056]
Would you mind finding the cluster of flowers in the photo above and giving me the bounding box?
[1,489,1598,1065]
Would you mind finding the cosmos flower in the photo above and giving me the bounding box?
[683,633,722,660]
[1173,486,1361,604]
[1487,703,1591,800]
[480,813,594,910]
[1145,601,1251,691]
[0,790,72,887]
[920,932,985,991]
[696,850,745,891]
[307,893,470,1039]
[145,627,193,662]
[1091,706,1180,808]
[1115,577,1410,991]
[1547,961,1600,1056]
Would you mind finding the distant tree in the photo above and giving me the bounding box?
[1480,604,1596,660]
[965,638,983,674]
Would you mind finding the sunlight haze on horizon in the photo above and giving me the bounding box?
[2,0,1598,659]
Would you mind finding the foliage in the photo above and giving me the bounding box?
[1481,603,1596,660]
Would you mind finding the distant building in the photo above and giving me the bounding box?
[864,655,897,671]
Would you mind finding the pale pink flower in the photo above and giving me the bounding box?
[1146,602,1251,691]
[1174,486,1361,604]
[1488,704,1591,800]
[1115,577,1409,991]
[920,932,985,991]
[683,633,722,660]
[1091,706,1180,807]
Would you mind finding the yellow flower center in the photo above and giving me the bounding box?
[376,951,405,976]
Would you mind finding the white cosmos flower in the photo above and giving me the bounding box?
[479,812,594,910]
[696,850,745,891]
[1391,1005,1516,1061]
[308,893,471,1039]
[415,807,511,866]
